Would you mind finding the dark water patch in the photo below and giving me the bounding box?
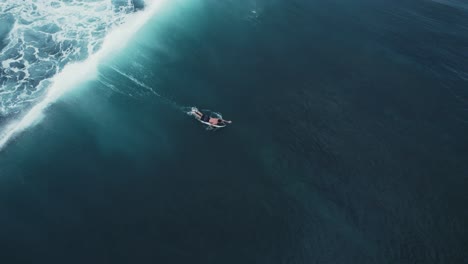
[37,23,61,34]
[0,13,14,51]
[358,0,468,102]
[0,81,301,263]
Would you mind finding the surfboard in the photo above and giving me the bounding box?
[189,107,227,129]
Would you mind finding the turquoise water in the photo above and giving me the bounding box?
[1,0,468,263]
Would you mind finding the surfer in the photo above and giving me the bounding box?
[191,108,232,127]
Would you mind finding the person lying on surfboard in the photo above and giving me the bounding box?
[191,108,232,127]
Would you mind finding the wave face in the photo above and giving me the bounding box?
[0,0,143,117]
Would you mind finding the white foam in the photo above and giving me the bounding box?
[0,0,169,150]
[0,0,145,115]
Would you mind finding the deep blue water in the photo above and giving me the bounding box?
[1,0,468,263]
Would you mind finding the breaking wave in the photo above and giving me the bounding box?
[0,0,169,150]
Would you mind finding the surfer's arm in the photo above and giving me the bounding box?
[192,110,203,119]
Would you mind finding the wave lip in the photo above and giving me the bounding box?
[0,0,169,150]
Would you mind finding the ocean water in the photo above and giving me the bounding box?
[1,0,467,263]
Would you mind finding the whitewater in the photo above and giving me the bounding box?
[0,0,169,150]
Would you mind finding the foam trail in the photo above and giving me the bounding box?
[109,66,161,96]
[107,66,184,112]
[0,0,169,150]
